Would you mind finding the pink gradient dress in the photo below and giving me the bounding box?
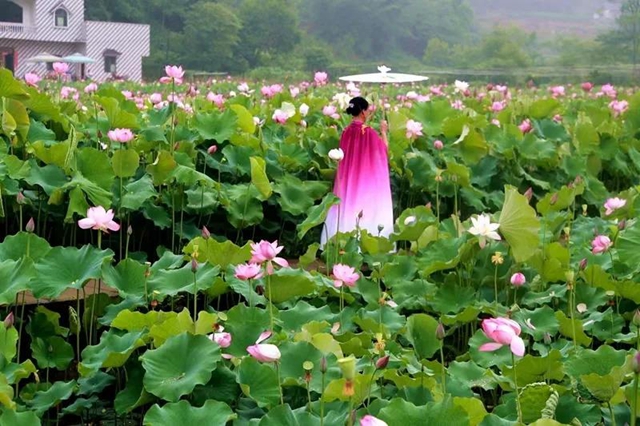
[321,119,394,247]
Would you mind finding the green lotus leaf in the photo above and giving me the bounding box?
[144,399,235,426]
[33,245,114,299]
[404,313,441,360]
[141,332,220,402]
[121,175,158,211]
[78,329,146,377]
[250,156,272,199]
[222,183,264,228]
[146,150,177,185]
[147,261,220,298]
[518,383,556,423]
[102,258,147,298]
[498,185,539,262]
[0,409,40,426]
[95,96,139,130]
[447,361,498,391]
[147,309,194,347]
[555,311,592,347]
[0,69,29,101]
[27,380,76,416]
[297,192,340,239]
[77,371,114,396]
[528,99,560,119]
[111,149,140,178]
[266,268,317,304]
[184,236,251,269]
[0,258,35,305]
[453,396,488,426]
[378,396,469,426]
[31,337,74,370]
[229,104,256,134]
[194,109,237,142]
[273,175,330,217]
[0,232,51,261]
[224,304,270,357]
[114,360,154,415]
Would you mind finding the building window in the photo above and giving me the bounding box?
[104,56,117,73]
[54,8,68,27]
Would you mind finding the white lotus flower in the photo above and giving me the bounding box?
[299,103,309,117]
[332,92,351,110]
[454,80,469,93]
[328,148,344,162]
[467,213,501,248]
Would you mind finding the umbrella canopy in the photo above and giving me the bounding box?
[24,52,63,63]
[61,53,96,63]
[339,65,429,84]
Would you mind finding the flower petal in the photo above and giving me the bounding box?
[78,218,96,229]
[510,336,525,357]
[478,342,503,352]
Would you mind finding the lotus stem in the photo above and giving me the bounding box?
[267,273,274,330]
[320,368,326,426]
[440,345,446,392]
[608,402,617,426]
[192,270,198,320]
[632,373,639,426]
[276,361,284,405]
[89,232,102,345]
[493,264,499,310]
[512,352,522,424]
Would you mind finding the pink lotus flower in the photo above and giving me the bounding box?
[360,415,388,426]
[479,317,525,356]
[510,272,526,287]
[210,331,232,348]
[550,86,565,97]
[591,235,612,254]
[552,114,563,123]
[121,90,133,100]
[289,86,300,97]
[314,71,328,85]
[60,86,76,99]
[322,105,340,120]
[601,84,617,98]
[604,197,626,215]
[609,100,628,117]
[272,109,289,124]
[149,93,162,104]
[52,62,68,75]
[84,82,98,94]
[234,263,263,280]
[207,92,225,108]
[261,84,282,98]
[78,206,120,233]
[491,118,501,127]
[581,82,593,92]
[207,145,217,154]
[405,119,423,139]
[332,264,359,288]
[495,85,508,94]
[160,65,184,84]
[518,119,532,134]
[451,100,464,110]
[24,72,41,87]
[433,139,444,150]
[250,240,289,274]
[247,331,281,362]
[491,101,506,112]
[238,82,251,93]
[107,128,134,143]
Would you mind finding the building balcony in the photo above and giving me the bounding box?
[0,22,37,39]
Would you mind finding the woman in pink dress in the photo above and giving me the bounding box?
[321,96,394,247]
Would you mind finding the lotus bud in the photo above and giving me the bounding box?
[320,357,327,374]
[377,224,384,233]
[376,355,390,369]
[144,262,151,278]
[633,310,640,327]
[524,187,533,201]
[634,352,640,374]
[582,204,588,216]
[202,226,211,240]
[25,218,35,233]
[16,192,25,205]
[565,271,575,285]
[127,225,133,236]
[436,322,446,340]
[191,258,198,273]
[579,258,587,271]
[3,312,14,329]
[543,332,552,345]
[618,219,626,231]
[358,210,364,219]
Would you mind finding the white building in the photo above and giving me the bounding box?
[0,0,150,82]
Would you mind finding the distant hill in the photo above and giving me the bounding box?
[467,0,622,37]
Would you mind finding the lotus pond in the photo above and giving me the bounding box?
[0,68,640,425]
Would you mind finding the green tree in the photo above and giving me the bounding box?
[423,38,453,67]
[618,0,640,69]
[477,26,533,69]
[238,0,301,67]
[182,2,242,72]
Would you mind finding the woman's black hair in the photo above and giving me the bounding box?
[345,96,369,116]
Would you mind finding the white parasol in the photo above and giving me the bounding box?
[61,53,96,63]
[24,52,63,63]
[339,65,429,84]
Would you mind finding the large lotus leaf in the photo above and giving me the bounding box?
[498,186,540,263]
[554,393,601,426]
[0,232,51,261]
[24,162,66,196]
[147,309,195,348]
[249,156,272,199]
[404,313,441,360]
[146,150,177,185]
[121,175,158,211]
[141,332,220,402]
[257,404,309,426]
[378,396,469,426]
[191,365,241,406]
[3,155,30,180]
[114,360,154,415]
[31,140,69,169]
[95,96,139,129]
[0,258,35,305]
[416,237,467,276]
[33,245,114,299]
[278,341,327,392]
[614,221,640,274]
[0,323,17,364]
[111,149,140,178]
[503,351,565,388]
[224,304,270,357]
[581,365,627,402]
[0,409,40,426]
[102,258,147,298]
[3,360,37,386]
[297,192,340,239]
[78,329,146,377]
[76,147,115,192]
[453,396,488,426]
[27,380,76,416]
[565,345,626,378]
[279,301,335,333]
[528,99,560,119]
[31,337,74,370]
[517,383,556,424]
[0,69,29,101]
[183,237,251,269]
[448,361,498,391]
[469,329,514,368]
[412,99,452,135]
[111,310,172,332]
[147,261,220,298]
[225,267,266,307]
[222,183,264,228]
[429,283,476,314]
[273,175,330,216]
[27,306,69,339]
[555,311,592,347]
[144,400,235,426]
[194,109,237,142]
[536,184,584,216]
[573,114,599,155]
[77,371,114,396]
[392,206,437,242]
[512,306,560,341]
[236,357,280,407]
[266,268,317,304]
[528,243,570,283]
[229,104,255,134]
[171,164,217,188]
